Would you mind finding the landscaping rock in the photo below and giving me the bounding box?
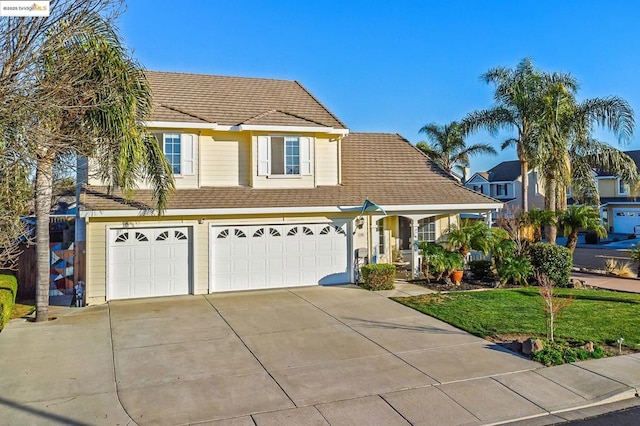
[507,340,523,353]
[581,341,594,352]
[522,338,544,355]
[568,278,587,289]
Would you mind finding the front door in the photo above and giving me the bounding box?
[399,217,411,250]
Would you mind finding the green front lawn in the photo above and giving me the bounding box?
[395,288,640,350]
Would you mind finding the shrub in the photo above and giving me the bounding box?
[528,243,572,287]
[497,256,533,286]
[361,264,395,291]
[0,274,18,330]
[468,260,494,280]
[532,339,606,366]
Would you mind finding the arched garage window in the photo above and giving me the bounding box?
[418,217,436,242]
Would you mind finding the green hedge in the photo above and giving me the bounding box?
[361,263,396,291]
[0,274,18,330]
[528,243,572,287]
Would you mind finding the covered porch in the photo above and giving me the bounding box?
[354,208,497,280]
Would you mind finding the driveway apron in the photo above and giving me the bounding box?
[109,286,540,425]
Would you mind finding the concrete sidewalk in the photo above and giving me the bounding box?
[572,271,640,294]
[0,287,638,425]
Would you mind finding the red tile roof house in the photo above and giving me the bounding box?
[78,71,502,304]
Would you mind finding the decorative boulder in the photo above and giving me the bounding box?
[522,338,544,355]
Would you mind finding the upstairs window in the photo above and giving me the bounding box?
[496,184,508,196]
[257,136,312,177]
[619,179,629,195]
[163,134,181,174]
[158,133,195,176]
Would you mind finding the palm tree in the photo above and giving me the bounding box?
[31,12,173,321]
[558,205,606,253]
[465,58,577,212]
[522,208,556,243]
[416,121,496,176]
[535,73,636,242]
[465,58,543,212]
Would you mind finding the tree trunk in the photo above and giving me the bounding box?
[35,153,54,322]
[521,160,529,212]
[544,178,557,244]
[565,231,579,253]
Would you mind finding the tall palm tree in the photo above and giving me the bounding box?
[465,58,577,212]
[535,72,636,242]
[416,121,496,176]
[31,12,173,321]
[558,205,606,253]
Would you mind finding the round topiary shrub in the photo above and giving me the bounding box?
[528,243,572,287]
[360,263,396,291]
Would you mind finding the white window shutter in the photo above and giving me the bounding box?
[181,134,195,175]
[300,137,312,175]
[257,136,270,176]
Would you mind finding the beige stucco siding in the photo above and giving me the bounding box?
[315,137,339,186]
[200,133,251,186]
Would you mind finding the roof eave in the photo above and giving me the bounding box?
[80,201,503,219]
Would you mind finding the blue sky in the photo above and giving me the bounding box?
[119,0,640,173]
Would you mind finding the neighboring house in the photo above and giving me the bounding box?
[78,71,502,304]
[465,160,545,211]
[591,150,640,234]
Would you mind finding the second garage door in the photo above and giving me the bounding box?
[210,223,349,292]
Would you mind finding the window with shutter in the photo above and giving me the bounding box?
[257,136,312,177]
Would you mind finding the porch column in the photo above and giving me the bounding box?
[410,218,420,278]
[369,215,381,264]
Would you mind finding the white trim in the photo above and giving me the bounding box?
[81,202,503,218]
[617,178,629,195]
[145,121,218,130]
[145,121,349,135]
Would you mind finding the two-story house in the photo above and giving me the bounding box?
[589,150,640,234]
[78,71,502,304]
[465,160,545,210]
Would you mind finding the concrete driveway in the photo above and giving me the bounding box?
[2,285,639,425]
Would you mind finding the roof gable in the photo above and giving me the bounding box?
[467,174,489,184]
[146,71,346,129]
[486,160,522,182]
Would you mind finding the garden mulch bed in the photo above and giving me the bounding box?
[407,278,520,292]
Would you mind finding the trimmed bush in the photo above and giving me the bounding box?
[468,260,494,280]
[0,274,18,330]
[528,243,572,287]
[361,263,396,291]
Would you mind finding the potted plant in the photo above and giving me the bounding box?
[444,250,464,285]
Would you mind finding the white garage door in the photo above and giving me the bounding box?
[612,209,640,234]
[108,227,190,300]
[210,223,349,292]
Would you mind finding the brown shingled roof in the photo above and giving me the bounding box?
[82,133,500,212]
[146,71,346,129]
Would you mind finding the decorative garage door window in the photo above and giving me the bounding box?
[214,224,346,240]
